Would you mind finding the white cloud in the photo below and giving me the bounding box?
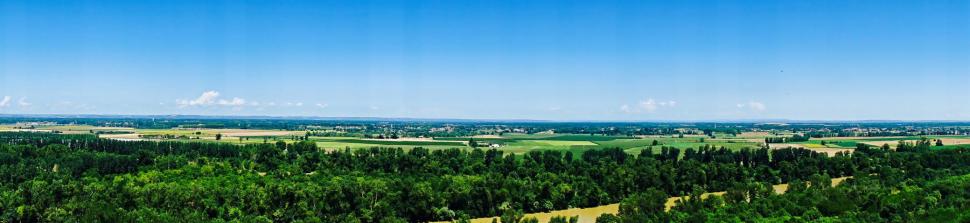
[173,90,316,111]
[737,101,767,111]
[176,91,221,107]
[17,97,31,107]
[315,103,329,109]
[749,102,766,111]
[217,97,246,106]
[0,96,10,107]
[175,91,253,108]
[622,98,677,113]
[620,104,633,113]
[640,99,658,112]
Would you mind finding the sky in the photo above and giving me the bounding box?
[1,0,968,121]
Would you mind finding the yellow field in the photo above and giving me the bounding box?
[735,131,772,138]
[94,127,301,143]
[861,138,970,147]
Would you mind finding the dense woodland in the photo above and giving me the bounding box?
[0,132,969,222]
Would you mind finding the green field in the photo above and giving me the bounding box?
[18,125,970,156]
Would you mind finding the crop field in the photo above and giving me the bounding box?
[16,125,970,157]
[0,124,136,134]
[313,137,467,150]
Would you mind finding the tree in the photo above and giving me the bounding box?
[937,139,944,146]
[549,216,578,223]
[595,214,621,223]
[469,138,479,148]
[618,189,668,222]
[215,133,222,141]
[499,209,523,223]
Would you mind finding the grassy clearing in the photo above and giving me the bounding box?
[317,138,466,146]
[510,140,597,147]
[314,141,462,151]
[933,144,970,150]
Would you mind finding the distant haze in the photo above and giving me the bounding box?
[1,0,968,121]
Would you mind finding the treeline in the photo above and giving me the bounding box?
[764,134,810,143]
[595,146,970,223]
[1,132,969,222]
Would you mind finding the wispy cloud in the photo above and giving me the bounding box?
[315,103,329,109]
[17,97,31,107]
[176,91,255,109]
[0,96,10,107]
[620,104,633,113]
[736,101,766,111]
[280,102,304,107]
[217,97,246,106]
[621,98,676,113]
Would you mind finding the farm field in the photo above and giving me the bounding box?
[9,124,970,157]
[18,124,967,155]
[437,134,764,155]
[313,137,468,151]
[97,128,303,143]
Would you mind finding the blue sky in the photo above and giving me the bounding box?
[1,0,968,120]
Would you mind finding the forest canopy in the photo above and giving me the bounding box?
[0,132,968,222]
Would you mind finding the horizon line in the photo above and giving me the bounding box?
[2,113,970,123]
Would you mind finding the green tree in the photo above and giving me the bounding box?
[499,209,523,223]
[548,216,578,223]
[595,214,621,223]
[618,188,668,223]
[469,138,479,148]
